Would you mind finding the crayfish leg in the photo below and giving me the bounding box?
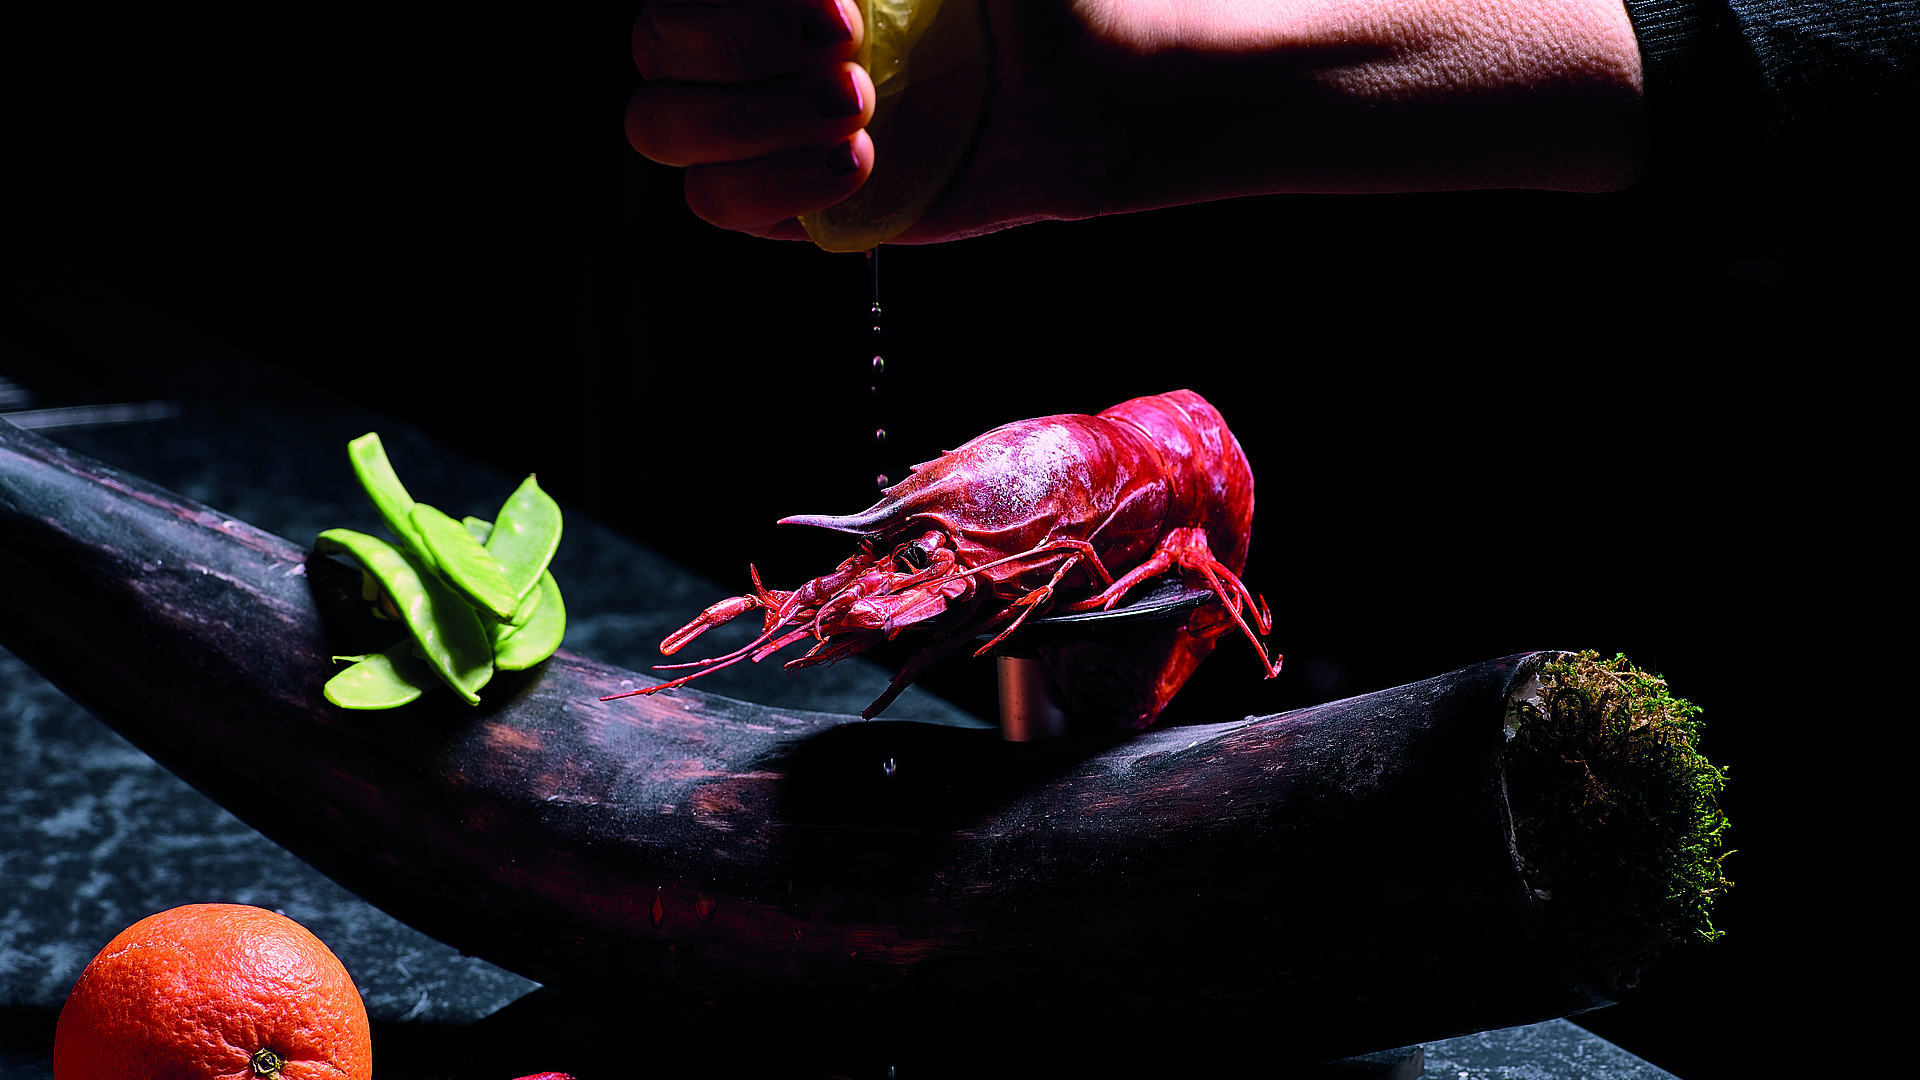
[1059,548,1176,613]
[1188,557,1283,679]
[856,593,995,719]
[972,555,1082,657]
[860,629,979,720]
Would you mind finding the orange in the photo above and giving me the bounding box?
[53,904,372,1080]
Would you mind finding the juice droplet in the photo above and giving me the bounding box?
[876,474,890,490]
[694,895,718,922]
[872,355,885,375]
[650,889,665,929]
[883,757,897,779]
[875,428,886,444]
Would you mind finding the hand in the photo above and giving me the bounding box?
[629,0,1647,244]
[627,0,877,239]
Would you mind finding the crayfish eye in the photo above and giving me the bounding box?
[897,543,932,572]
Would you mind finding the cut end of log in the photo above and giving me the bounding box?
[1501,650,1732,997]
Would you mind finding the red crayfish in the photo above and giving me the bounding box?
[602,390,1280,727]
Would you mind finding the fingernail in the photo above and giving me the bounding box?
[826,139,860,177]
[800,2,854,49]
[810,70,863,120]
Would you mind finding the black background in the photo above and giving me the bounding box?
[5,6,1901,1078]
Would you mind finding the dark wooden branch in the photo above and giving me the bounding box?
[1,419,1609,1070]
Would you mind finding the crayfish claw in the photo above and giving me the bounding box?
[660,594,763,655]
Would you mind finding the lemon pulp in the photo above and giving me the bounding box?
[799,0,990,252]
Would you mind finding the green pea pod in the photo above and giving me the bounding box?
[315,528,493,704]
[347,433,435,571]
[412,502,517,619]
[479,587,541,656]
[493,570,564,671]
[463,517,542,628]
[323,640,439,709]
[486,475,563,609]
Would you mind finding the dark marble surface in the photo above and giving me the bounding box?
[1422,1020,1677,1079]
[1,402,1676,1078]
[0,641,534,1024]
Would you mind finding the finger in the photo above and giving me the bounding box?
[761,217,812,241]
[684,129,874,237]
[634,0,861,83]
[628,62,874,167]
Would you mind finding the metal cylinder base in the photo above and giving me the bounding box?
[995,652,1071,741]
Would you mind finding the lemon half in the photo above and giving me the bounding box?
[799,0,991,252]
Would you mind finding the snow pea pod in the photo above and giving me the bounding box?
[461,518,541,625]
[484,475,562,607]
[412,502,517,619]
[492,570,564,671]
[465,515,558,666]
[315,527,492,704]
[347,433,435,571]
[323,640,439,709]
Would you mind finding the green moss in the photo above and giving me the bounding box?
[1503,651,1732,990]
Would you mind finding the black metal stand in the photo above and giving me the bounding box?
[988,575,1213,739]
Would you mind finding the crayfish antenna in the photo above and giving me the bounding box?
[785,631,879,672]
[753,627,814,663]
[598,647,763,700]
[598,622,821,700]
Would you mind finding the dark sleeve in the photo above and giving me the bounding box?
[1619,0,1918,249]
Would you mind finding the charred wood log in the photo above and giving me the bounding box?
[1,420,1616,1070]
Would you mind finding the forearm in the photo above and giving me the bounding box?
[1116,0,1643,192]
[910,0,1647,238]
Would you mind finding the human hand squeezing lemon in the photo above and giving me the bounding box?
[626,0,1649,247]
